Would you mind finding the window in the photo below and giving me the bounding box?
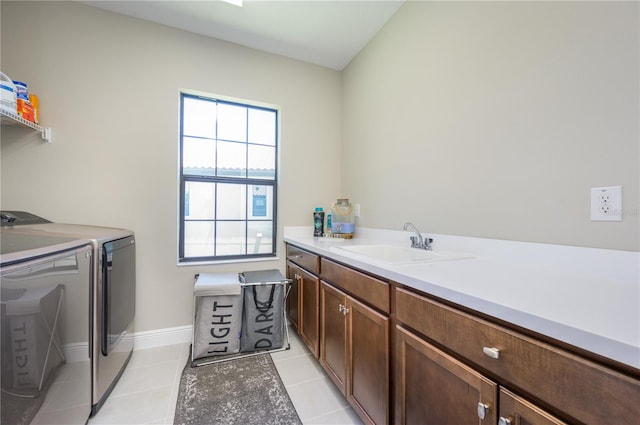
[179,93,278,263]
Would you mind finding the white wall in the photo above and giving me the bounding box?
[0,1,342,332]
[342,1,639,251]
[2,1,638,335]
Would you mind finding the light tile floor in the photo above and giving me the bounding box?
[88,329,363,424]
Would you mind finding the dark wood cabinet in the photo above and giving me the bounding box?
[320,258,390,425]
[285,261,300,330]
[286,244,320,273]
[348,295,390,425]
[395,286,638,425]
[320,281,348,392]
[298,266,320,357]
[395,325,498,425]
[286,245,321,358]
[286,242,639,425]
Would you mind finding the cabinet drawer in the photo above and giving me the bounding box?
[321,258,389,313]
[286,244,320,274]
[395,287,640,425]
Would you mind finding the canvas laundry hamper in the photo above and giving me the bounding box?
[239,269,288,353]
[192,273,243,361]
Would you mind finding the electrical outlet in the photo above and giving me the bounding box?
[354,203,361,218]
[599,204,612,215]
[591,186,622,221]
[599,193,611,204]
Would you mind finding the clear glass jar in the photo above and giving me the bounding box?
[330,199,355,237]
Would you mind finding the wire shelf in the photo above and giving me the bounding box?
[1,108,51,142]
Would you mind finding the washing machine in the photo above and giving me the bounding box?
[1,229,93,424]
[1,211,135,415]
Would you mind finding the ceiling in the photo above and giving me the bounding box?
[79,0,405,71]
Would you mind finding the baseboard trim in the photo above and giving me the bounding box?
[63,342,89,363]
[133,325,193,350]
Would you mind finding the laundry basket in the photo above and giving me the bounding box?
[192,273,243,362]
[239,269,288,353]
[191,270,291,367]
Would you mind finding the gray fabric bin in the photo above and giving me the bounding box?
[239,270,287,353]
[192,273,242,360]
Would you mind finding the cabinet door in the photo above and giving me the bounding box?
[348,296,390,425]
[299,267,320,358]
[499,388,567,425]
[320,281,348,394]
[395,287,640,425]
[396,325,498,425]
[285,261,300,330]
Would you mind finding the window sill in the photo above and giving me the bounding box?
[177,256,281,267]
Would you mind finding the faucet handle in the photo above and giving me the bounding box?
[410,235,433,250]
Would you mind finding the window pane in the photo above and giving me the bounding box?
[217,103,247,142]
[247,221,273,254]
[247,144,275,179]
[183,97,216,138]
[216,221,246,256]
[185,182,215,219]
[183,137,216,176]
[216,183,246,219]
[249,185,273,219]
[217,141,246,177]
[248,109,276,146]
[184,221,214,257]
[180,93,278,262]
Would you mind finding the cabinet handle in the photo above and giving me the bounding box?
[339,304,344,312]
[477,402,490,420]
[342,306,349,315]
[482,346,500,359]
[498,417,512,425]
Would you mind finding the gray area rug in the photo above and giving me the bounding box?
[174,351,302,425]
[0,391,44,425]
[1,365,58,425]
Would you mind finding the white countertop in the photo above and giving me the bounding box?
[284,226,640,370]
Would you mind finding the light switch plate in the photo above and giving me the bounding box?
[590,186,622,221]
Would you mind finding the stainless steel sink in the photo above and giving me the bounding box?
[334,244,473,265]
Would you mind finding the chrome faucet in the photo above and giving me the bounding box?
[403,222,433,250]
